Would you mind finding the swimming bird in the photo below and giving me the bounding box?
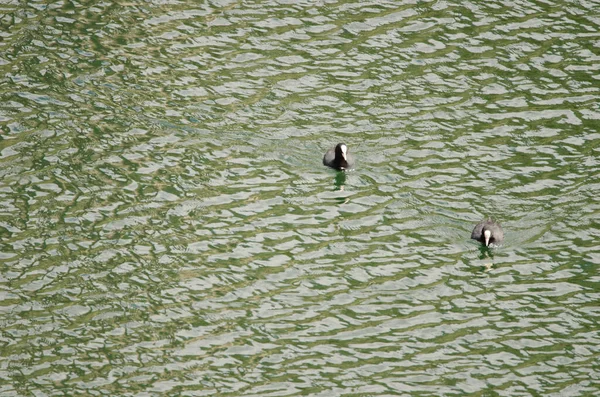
[323,143,354,170]
[471,219,504,247]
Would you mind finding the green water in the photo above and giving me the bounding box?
[1,1,599,396]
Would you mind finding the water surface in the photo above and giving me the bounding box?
[1,0,599,396]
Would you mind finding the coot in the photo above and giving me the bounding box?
[323,143,354,170]
[471,219,504,247]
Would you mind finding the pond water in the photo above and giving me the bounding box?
[1,1,599,396]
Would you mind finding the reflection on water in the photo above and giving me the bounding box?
[333,171,346,191]
[1,0,599,396]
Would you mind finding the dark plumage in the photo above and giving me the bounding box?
[323,143,354,170]
[471,219,504,247]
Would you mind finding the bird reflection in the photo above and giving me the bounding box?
[478,244,494,259]
[478,245,494,271]
[333,171,346,191]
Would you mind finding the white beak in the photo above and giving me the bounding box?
[484,230,491,246]
[340,144,347,160]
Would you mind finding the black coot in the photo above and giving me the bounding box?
[471,219,504,247]
[323,143,354,170]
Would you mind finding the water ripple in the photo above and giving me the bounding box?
[1,0,599,396]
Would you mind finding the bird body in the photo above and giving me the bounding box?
[323,143,354,170]
[471,219,504,247]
